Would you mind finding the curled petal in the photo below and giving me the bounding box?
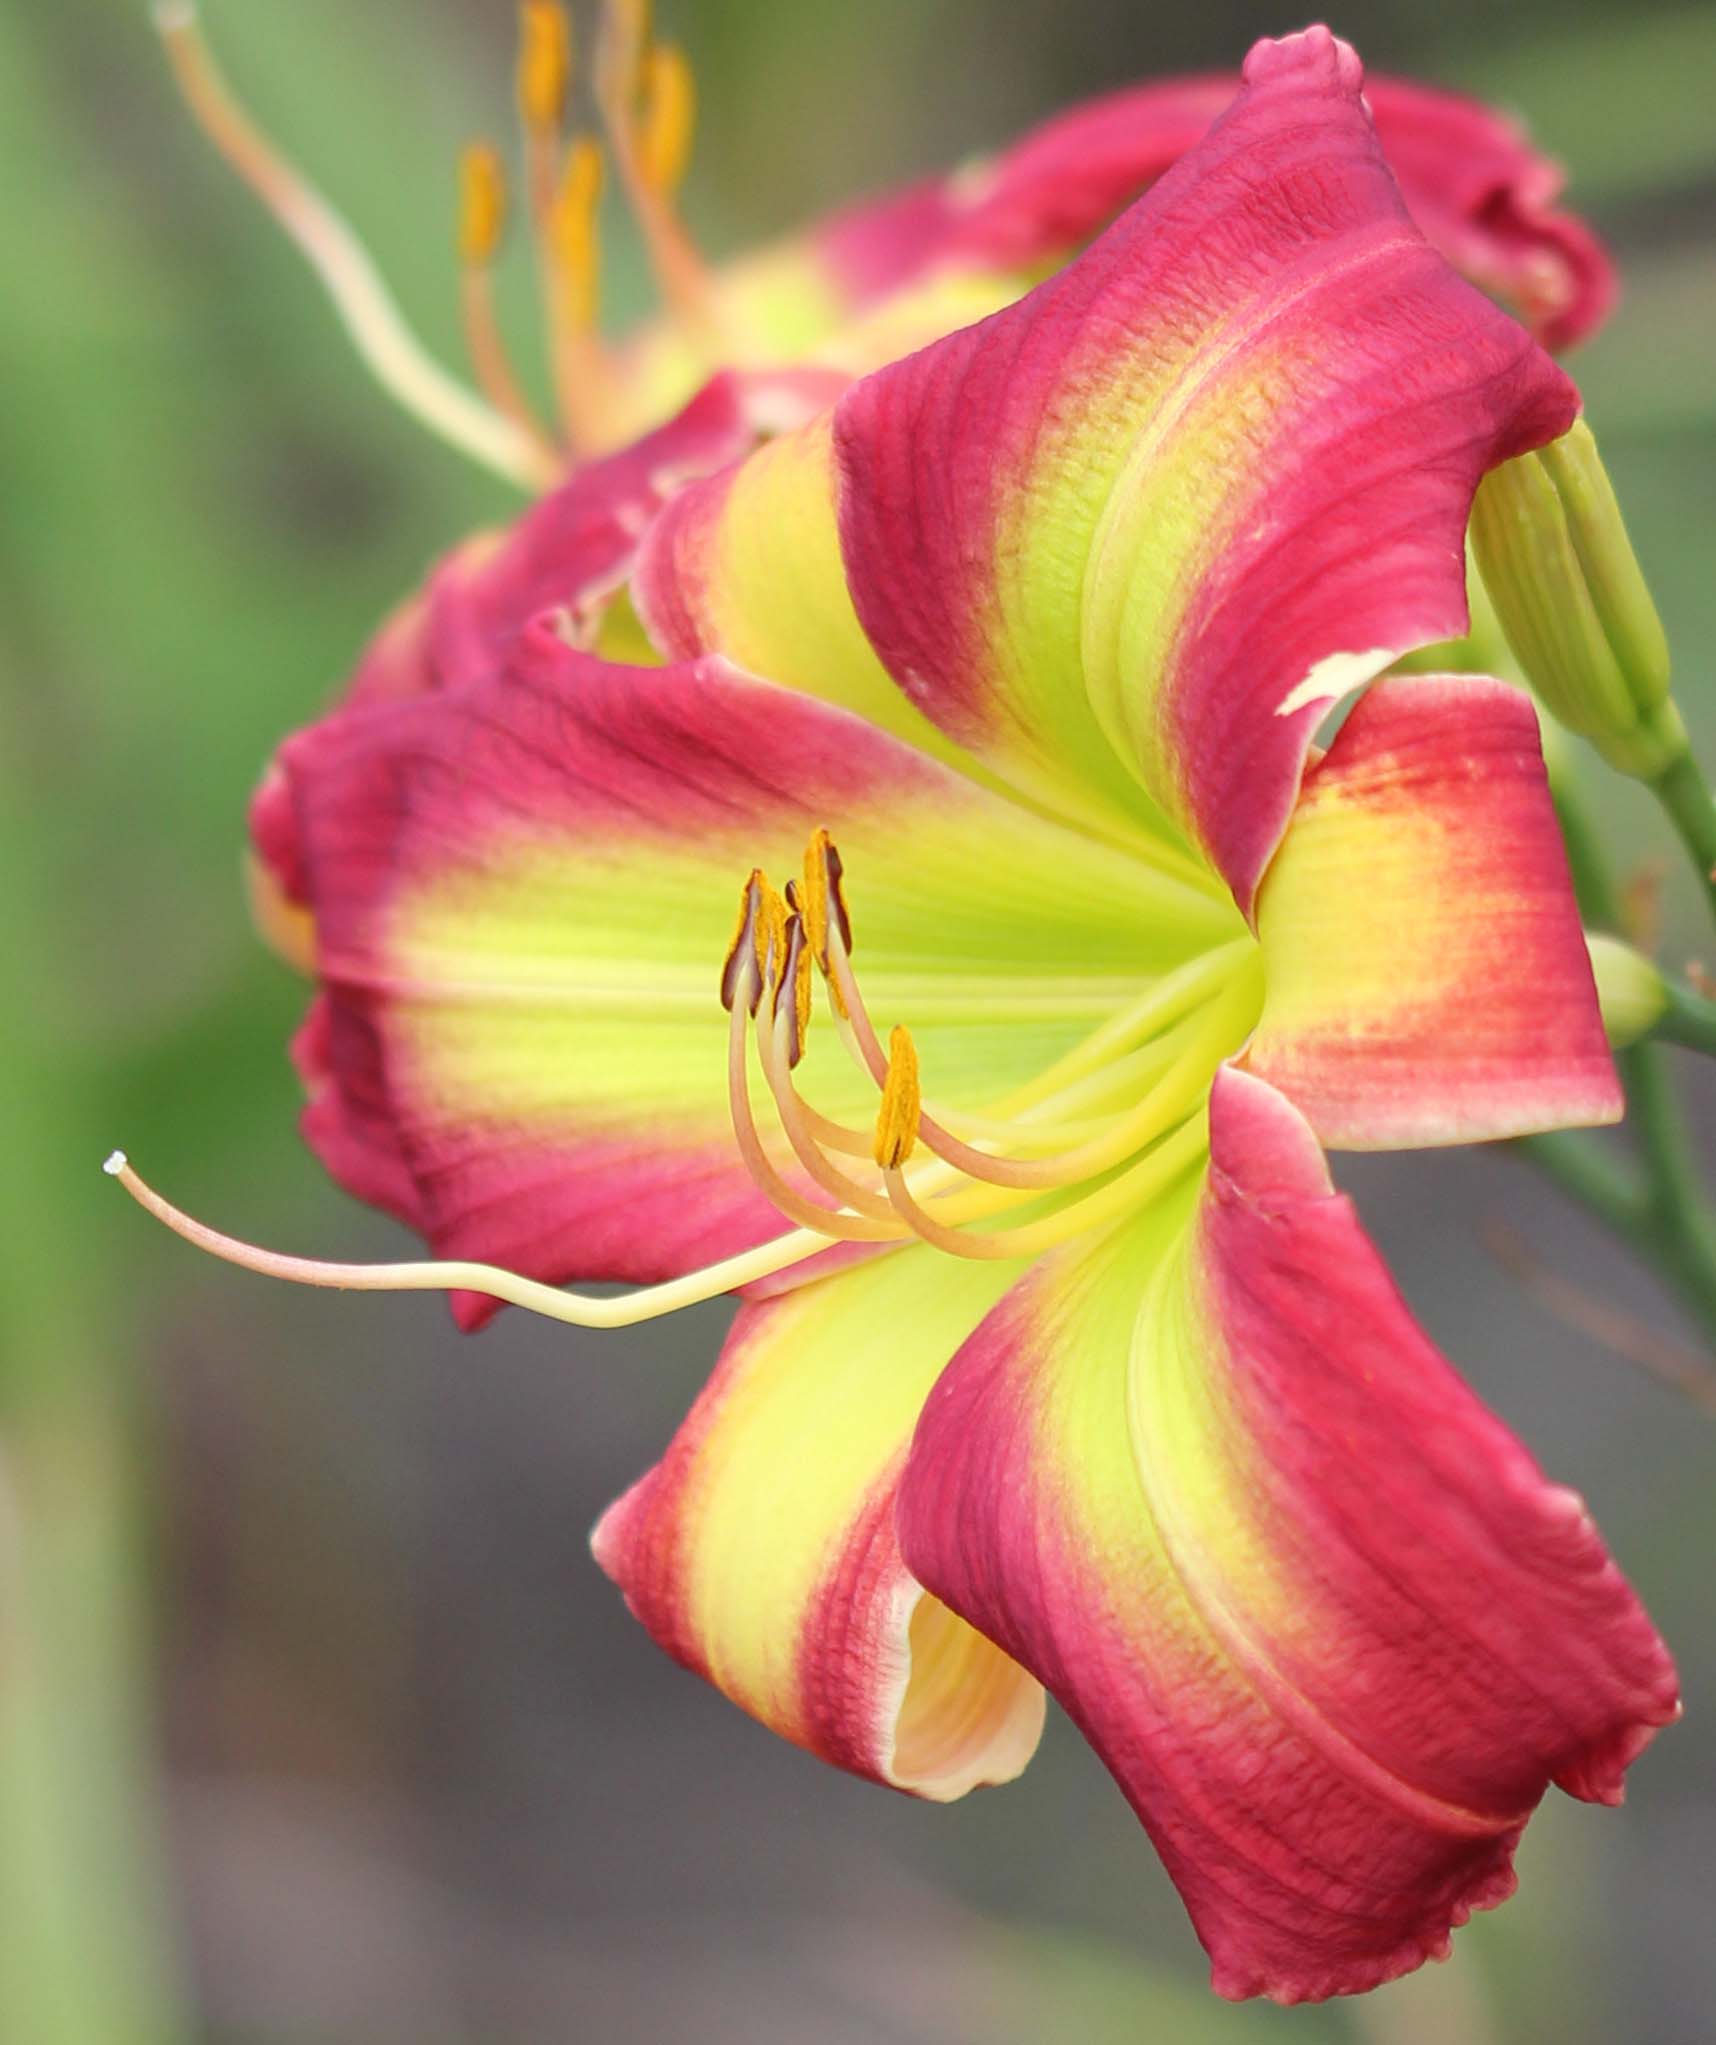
[914,73,1610,351]
[261,621,1234,1324]
[832,28,1579,910]
[897,1066,1677,2003]
[1246,674,1621,1146]
[594,1241,1045,1798]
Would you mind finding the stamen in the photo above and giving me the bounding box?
[873,1026,922,1170]
[152,1,556,490]
[726,1000,903,1243]
[542,134,619,449]
[594,0,716,336]
[638,40,697,199]
[771,913,816,1068]
[517,1,574,145]
[757,1000,898,1222]
[550,138,606,334]
[720,870,767,1016]
[457,143,561,464]
[104,1150,853,1330]
[798,825,852,970]
[753,873,789,996]
[458,141,508,269]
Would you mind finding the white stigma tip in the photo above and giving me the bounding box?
[103,1150,128,1176]
[152,1,199,29]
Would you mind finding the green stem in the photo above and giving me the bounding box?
[1552,776,1624,929]
[1512,774,1716,1362]
[1648,747,1716,926]
[1656,977,1716,1057]
[1617,1043,1716,1353]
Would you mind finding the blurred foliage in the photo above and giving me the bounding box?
[2,1,1714,2040]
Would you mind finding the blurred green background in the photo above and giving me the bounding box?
[3,1,1714,2039]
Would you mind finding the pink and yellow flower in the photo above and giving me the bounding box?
[135,21,1678,2008]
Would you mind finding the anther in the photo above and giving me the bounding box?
[517,1,574,138]
[720,870,766,1015]
[458,143,508,267]
[638,40,696,198]
[873,1026,922,1170]
[549,136,606,334]
[753,873,789,996]
[772,913,815,1068]
[456,141,559,460]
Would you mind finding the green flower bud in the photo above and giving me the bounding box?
[1586,933,1667,1048]
[1471,419,1680,780]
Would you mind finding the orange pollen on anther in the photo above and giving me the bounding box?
[458,143,508,268]
[638,40,696,198]
[873,1026,922,1169]
[549,135,606,333]
[517,1,574,136]
[753,872,789,995]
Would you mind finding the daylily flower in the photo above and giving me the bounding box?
[129,25,1682,2009]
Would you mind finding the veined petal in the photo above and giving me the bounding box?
[635,342,1190,861]
[608,64,1607,447]
[423,374,758,695]
[265,620,1237,1324]
[832,29,1579,911]
[927,74,1610,352]
[898,1066,1677,2004]
[1245,674,1621,1147]
[635,416,1071,819]
[594,1241,1044,1797]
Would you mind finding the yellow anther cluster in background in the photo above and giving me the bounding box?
[518,0,574,135]
[638,41,696,198]
[458,143,508,267]
[874,1026,922,1170]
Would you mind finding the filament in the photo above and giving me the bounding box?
[724,968,902,1243]
[457,143,561,462]
[594,0,717,339]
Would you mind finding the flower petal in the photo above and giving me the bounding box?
[925,73,1611,351]
[264,620,1237,1324]
[832,29,1579,910]
[593,1241,1045,1798]
[1245,673,1621,1146]
[897,1065,1677,2003]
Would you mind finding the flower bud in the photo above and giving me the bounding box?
[1586,933,1667,1048]
[1471,419,1680,780]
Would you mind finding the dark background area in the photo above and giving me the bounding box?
[3,1,1714,2039]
